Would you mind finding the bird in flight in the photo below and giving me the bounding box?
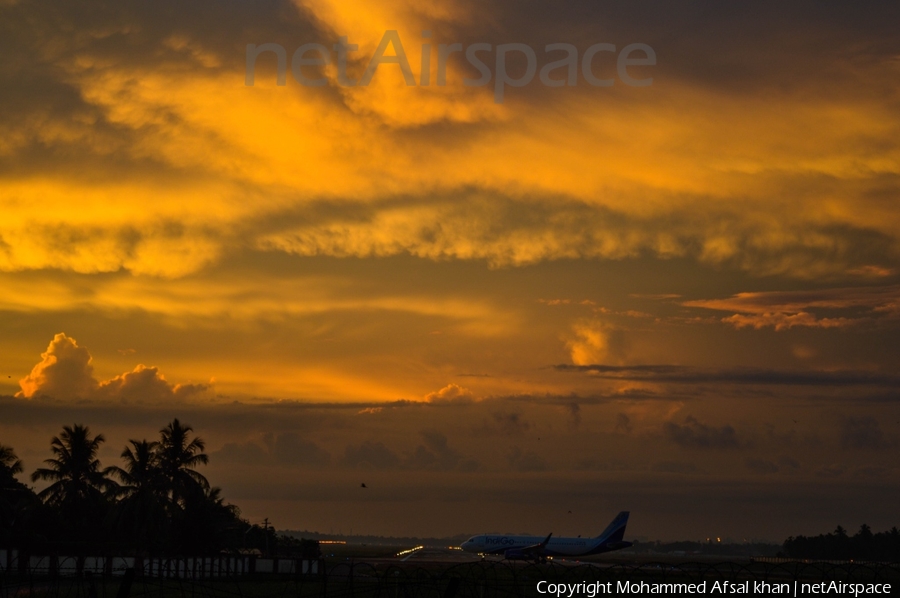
[361,483,367,488]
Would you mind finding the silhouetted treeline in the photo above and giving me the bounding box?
[782,525,900,562]
[627,540,780,557]
[0,421,316,558]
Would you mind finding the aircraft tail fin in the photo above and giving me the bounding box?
[595,511,630,543]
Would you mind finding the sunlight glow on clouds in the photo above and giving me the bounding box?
[2,0,900,541]
[17,333,212,401]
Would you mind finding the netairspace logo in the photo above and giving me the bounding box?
[246,30,656,103]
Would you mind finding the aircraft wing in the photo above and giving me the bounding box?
[500,533,553,558]
[523,533,553,554]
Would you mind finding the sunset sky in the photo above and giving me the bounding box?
[1,0,899,542]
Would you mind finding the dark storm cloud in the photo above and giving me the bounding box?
[575,459,630,472]
[406,430,478,472]
[0,394,341,439]
[651,461,700,475]
[555,364,900,388]
[853,466,891,480]
[564,402,581,429]
[340,440,401,470]
[213,432,331,467]
[664,416,742,450]
[473,0,900,95]
[506,446,547,472]
[482,411,530,435]
[270,432,332,466]
[615,413,632,433]
[213,440,269,465]
[840,417,892,450]
[779,457,801,471]
[746,459,779,475]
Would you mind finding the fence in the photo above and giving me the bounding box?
[0,549,318,578]
[2,553,899,598]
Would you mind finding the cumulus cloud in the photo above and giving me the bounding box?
[663,416,742,450]
[566,321,611,366]
[17,333,98,399]
[565,320,629,366]
[423,384,475,403]
[16,333,211,401]
[97,365,211,402]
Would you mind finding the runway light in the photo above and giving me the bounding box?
[395,545,424,557]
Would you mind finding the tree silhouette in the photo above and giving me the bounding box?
[109,440,169,548]
[157,419,209,508]
[783,523,900,561]
[178,485,244,553]
[111,440,164,499]
[0,444,24,483]
[30,425,118,545]
[9,421,290,556]
[31,425,118,506]
[1,443,39,546]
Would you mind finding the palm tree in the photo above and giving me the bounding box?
[31,424,118,506]
[109,440,170,547]
[110,440,164,498]
[0,444,23,486]
[30,425,118,543]
[1,444,40,545]
[177,485,244,554]
[157,419,209,507]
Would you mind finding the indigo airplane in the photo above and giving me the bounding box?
[460,511,631,561]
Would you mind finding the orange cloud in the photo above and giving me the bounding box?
[684,286,900,330]
[16,333,211,401]
[98,365,212,402]
[2,1,899,281]
[721,312,852,331]
[423,383,474,403]
[17,333,98,399]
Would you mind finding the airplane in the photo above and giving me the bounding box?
[459,511,631,562]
